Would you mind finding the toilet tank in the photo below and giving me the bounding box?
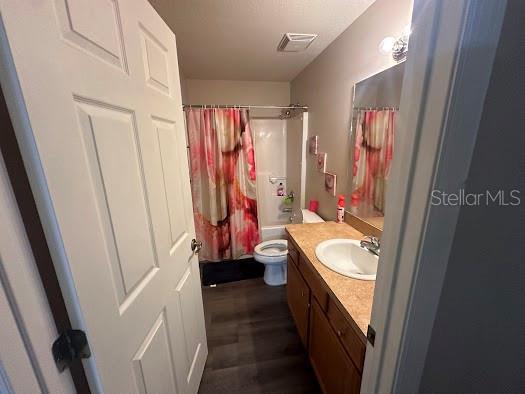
[301,209,324,223]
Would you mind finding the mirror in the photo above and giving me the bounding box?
[347,62,405,231]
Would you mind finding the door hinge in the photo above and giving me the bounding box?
[367,324,376,346]
[52,329,91,372]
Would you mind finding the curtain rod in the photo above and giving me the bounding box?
[182,104,308,110]
[353,106,399,110]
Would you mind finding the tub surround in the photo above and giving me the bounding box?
[285,221,374,336]
[252,118,288,229]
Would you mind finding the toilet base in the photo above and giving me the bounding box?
[263,261,287,286]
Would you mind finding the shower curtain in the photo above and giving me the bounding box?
[185,108,259,261]
[352,109,396,214]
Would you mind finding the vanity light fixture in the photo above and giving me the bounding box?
[378,36,396,54]
[379,24,411,62]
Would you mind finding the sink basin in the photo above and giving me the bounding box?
[315,239,378,280]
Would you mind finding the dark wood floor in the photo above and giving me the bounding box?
[198,278,320,394]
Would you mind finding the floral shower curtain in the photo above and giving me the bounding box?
[186,108,259,261]
[352,109,396,214]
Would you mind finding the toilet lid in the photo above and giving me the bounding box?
[254,239,288,257]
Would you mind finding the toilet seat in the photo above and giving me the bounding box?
[254,239,288,257]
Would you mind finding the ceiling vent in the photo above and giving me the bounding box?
[277,33,318,52]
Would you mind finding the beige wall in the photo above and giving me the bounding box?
[184,79,290,106]
[291,0,413,220]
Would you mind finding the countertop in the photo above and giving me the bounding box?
[285,221,375,338]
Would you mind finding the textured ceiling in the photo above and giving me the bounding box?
[149,0,376,81]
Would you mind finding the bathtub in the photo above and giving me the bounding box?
[259,209,324,241]
[260,224,287,241]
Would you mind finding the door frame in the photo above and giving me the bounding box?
[0,92,79,392]
[361,0,507,392]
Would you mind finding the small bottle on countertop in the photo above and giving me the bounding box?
[336,195,345,223]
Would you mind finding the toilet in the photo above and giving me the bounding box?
[254,209,324,286]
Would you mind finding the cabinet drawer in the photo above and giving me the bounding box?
[287,238,300,267]
[299,260,329,311]
[326,298,366,373]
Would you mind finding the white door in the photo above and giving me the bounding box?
[0,1,207,393]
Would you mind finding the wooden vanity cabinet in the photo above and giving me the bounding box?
[286,237,365,394]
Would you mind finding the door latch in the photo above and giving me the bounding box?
[367,324,376,346]
[52,329,91,372]
[191,239,202,253]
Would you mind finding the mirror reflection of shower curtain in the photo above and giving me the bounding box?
[186,108,260,261]
[352,109,396,214]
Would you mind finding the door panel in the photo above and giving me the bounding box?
[175,265,205,381]
[154,117,189,249]
[55,0,128,71]
[76,100,159,300]
[133,311,178,394]
[140,26,171,95]
[0,0,207,392]
[167,262,207,394]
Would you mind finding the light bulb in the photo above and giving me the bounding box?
[378,37,396,54]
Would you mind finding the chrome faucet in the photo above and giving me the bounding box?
[360,236,380,256]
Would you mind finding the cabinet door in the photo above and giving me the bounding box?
[287,257,310,346]
[309,300,361,394]
[287,238,300,267]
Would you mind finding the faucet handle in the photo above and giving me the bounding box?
[364,235,380,246]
